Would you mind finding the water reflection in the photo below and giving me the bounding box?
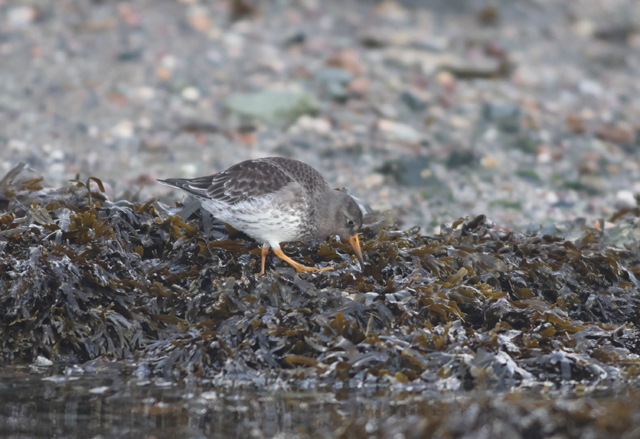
[0,366,388,438]
[1,366,635,438]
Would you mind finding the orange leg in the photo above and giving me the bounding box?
[255,246,269,276]
[272,248,332,274]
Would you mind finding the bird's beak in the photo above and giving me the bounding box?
[349,234,365,271]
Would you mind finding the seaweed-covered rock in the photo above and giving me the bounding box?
[1,164,640,392]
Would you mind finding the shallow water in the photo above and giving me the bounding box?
[2,364,637,439]
[0,366,414,439]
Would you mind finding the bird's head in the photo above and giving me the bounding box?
[323,191,365,270]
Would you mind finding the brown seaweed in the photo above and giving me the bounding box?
[1,163,640,393]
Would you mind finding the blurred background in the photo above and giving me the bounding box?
[2,0,639,233]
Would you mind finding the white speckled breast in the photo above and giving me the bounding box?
[199,182,314,246]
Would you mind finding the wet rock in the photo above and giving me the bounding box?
[478,5,500,26]
[181,87,201,102]
[230,0,259,21]
[348,76,371,97]
[482,102,520,133]
[226,89,319,124]
[400,90,428,112]
[579,80,603,96]
[594,24,638,44]
[375,155,434,186]
[616,190,636,207]
[293,115,331,135]
[596,124,634,145]
[377,119,423,143]
[515,168,540,182]
[326,49,363,76]
[446,150,477,168]
[578,151,606,176]
[283,32,306,47]
[314,67,354,101]
[374,0,408,21]
[188,5,212,32]
[446,56,511,79]
[7,6,37,28]
[512,137,538,154]
[566,113,586,134]
[359,33,387,48]
[385,50,456,75]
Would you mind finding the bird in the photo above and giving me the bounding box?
[158,157,365,275]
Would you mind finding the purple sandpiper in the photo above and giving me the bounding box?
[159,157,364,275]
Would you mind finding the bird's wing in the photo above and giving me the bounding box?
[159,159,295,204]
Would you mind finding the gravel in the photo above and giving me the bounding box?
[2,0,640,234]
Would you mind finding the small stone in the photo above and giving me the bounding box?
[283,32,306,47]
[315,67,354,100]
[400,90,427,112]
[188,5,211,31]
[314,67,354,85]
[375,156,448,195]
[578,152,601,175]
[230,0,258,20]
[578,80,603,96]
[481,156,498,168]
[374,0,408,21]
[296,115,331,135]
[348,76,371,97]
[594,24,637,44]
[111,120,135,139]
[117,3,139,26]
[483,102,520,133]
[445,57,507,79]
[436,71,455,87]
[573,19,595,38]
[181,87,201,102]
[136,87,155,101]
[375,104,398,120]
[141,132,171,151]
[596,124,634,144]
[180,163,198,178]
[449,115,469,129]
[326,49,363,75]
[138,117,151,129]
[89,386,110,395]
[566,113,586,134]
[8,6,36,28]
[156,67,172,81]
[232,129,257,146]
[226,89,320,124]
[420,168,432,179]
[136,174,157,186]
[359,33,387,48]
[446,150,477,168]
[364,173,385,188]
[161,55,178,70]
[378,119,422,143]
[537,145,552,164]
[34,355,53,366]
[616,190,636,207]
[544,192,559,205]
[478,5,499,26]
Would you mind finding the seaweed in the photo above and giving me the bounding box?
[1,163,640,392]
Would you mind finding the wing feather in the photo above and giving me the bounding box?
[159,159,294,205]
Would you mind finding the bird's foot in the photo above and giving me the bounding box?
[294,265,333,273]
[267,248,333,275]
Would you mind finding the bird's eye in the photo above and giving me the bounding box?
[347,219,355,227]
